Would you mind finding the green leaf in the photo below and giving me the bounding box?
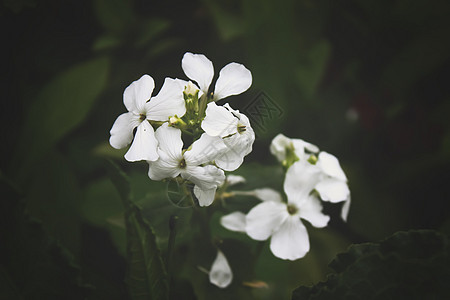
[106,160,169,300]
[14,57,110,180]
[292,230,450,300]
[93,34,122,51]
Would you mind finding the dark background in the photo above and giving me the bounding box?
[1,0,450,299]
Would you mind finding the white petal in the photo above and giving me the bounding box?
[270,134,292,162]
[270,134,319,163]
[253,188,283,203]
[146,78,187,121]
[284,161,321,205]
[220,212,246,232]
[225,175,246,186]
[215,143,246,171]
[201,102,238,137]
[317,152,347,181]
[270,216,310,260]
[109,112,140,149]
[181,52,214,93]
[193,185,217,207]
[147,153,180,181]
[245,201,289,241]
[213,62,252,101]
[154,123,183,162]
[123,74,154,113]
[341,196,351,222]
[182,165,225,191]
[124,121,159,162]
[184,133,227,166]
[315,178,350,203]
[209,250,233,288]
[216,125,254,171]
[298,196,330,228]
[292,139,319,160]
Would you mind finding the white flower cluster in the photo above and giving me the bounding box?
[109,52,351,288]
[221,134,350,261]
[109,52,254,207]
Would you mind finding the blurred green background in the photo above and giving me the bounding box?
[1,0,450,299]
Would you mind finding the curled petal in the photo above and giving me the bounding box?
[201,102,238,137]
[124,121,159,162]
[220,212,246,232]
[209,250,233,288]
[146,78,187,121]
[315,178,350,203]
[270,216,310,260]
[292,139,319,159]
[245,201,289,241]
[181,52,214,93]
[214,62,252,101]
[193,185,217,207]
[317,152,347,181]
[270,134,318,162]
[215,123,254,171]
[298,196,330,228]
[270,134,292,162]
[123,74,154,114]
[109,112,140,149]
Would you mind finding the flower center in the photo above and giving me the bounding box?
[139,113,146,121]
[179,158,187,169]
[287,204,298,215]
[237,124,246,134]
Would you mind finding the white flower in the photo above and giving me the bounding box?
[284,154,350,221]
[271,134,351,221]
[222,186,329,261]
[181,52,252,101]
[201,102,255,171]
[270,133,319,164]
[148,123,226,206]
[109,75,187,162]
[209,250,233,288]
[220,188,283,233]
[283,160,322,205]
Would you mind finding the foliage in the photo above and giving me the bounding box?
[292,230,450,300]
[106,160,169,300]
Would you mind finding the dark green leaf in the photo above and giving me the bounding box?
[106,160,169,300]
[292,230,450,300]
[14,57,110,180]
